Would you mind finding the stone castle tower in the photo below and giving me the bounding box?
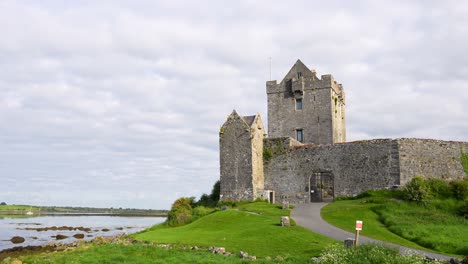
[267,60,345,144]
[219,59,468,203]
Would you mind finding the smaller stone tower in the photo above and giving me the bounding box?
[266,60,345,145]
[219,111,265,201]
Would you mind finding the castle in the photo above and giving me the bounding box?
[219,60,468,204]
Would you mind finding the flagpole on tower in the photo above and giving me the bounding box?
[269,57,272,81]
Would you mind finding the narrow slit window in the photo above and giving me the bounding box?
[296,129,303,142]
[296,98,302,110]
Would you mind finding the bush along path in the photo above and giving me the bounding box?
[291,202,458,262]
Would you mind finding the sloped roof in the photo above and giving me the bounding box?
[242,115,256,126]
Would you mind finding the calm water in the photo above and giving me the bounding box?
[0,215,165,251]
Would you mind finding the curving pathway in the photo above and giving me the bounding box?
[291,203,455,261]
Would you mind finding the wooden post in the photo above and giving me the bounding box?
[355,229,360,247]
[354,220,362,247]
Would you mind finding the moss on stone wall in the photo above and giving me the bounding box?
[263,139,290,163]
[461,151,468,176]
[263,147,273,162]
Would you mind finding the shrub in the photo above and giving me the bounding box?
[457,201,468,219]
[403,177,431,204]
[195,180,220,207]
[315,244,442,264]
[451,180,468,201]
[462,255,468,264]
[167,197,193,227]
[217,200,238,208]
[427,178,452,199]
[461,151,468,176]
[192,206,215,219]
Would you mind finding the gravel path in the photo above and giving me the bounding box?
[291,203,456,261]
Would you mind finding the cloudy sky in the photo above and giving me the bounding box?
[1,1,467,209]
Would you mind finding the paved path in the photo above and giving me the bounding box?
[291,203,455,261]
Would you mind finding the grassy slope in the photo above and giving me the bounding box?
[321,200,430,250]
[374,200,468,255]
[134,202,335,260]
[321,197,466,256]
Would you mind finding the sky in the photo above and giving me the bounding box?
[1,1,467,209]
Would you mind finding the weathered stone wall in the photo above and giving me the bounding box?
[330,76,346,143]
[264,138,400,204]
[251,115,265,198]
[266,60,345,145]
[398,138,468,184]
[219,111,254,201]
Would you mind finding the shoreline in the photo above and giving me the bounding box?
[0,211,167,217]
[0,235,126,261]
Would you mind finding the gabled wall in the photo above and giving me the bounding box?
[219,111,265,201]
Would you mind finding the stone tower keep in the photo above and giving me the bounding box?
[219,111,265,201]
[219,59,468,204]
[266,60,346,144]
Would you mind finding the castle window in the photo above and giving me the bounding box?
[296,98,302,110]
[296,129,303,142]
[297,72,302,78]
[286,79,292,93]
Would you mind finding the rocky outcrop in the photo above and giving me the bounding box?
[10,236,25,244]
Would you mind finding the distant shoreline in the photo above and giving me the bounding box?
[0,211,167,217]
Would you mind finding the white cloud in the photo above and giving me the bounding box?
[0,0,467,209]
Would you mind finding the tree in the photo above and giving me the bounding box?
[210,180,220,203]
[0,202,6,206]
[196,180,221,207]
[167,197,193,227]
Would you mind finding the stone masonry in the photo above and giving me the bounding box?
[267,60,345,145]
[219,111,265,201]
[219,60,468,203]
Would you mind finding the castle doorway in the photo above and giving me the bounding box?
[309,172,334,202]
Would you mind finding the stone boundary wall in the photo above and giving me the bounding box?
[263,138,400,204]
[398,138,468,185]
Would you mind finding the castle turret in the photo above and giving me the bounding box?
[266,60,346,145]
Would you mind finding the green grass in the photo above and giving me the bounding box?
[133,202,335,261]
[0,204,40,211]
[322,192,466,256]
[374,200,468,255]
[321,199,428,250]
[17,243,311,263]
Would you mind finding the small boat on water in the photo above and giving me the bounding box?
[26,207,34,215]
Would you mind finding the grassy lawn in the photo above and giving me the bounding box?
[133,202,335,261]
[321,192,467,256]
